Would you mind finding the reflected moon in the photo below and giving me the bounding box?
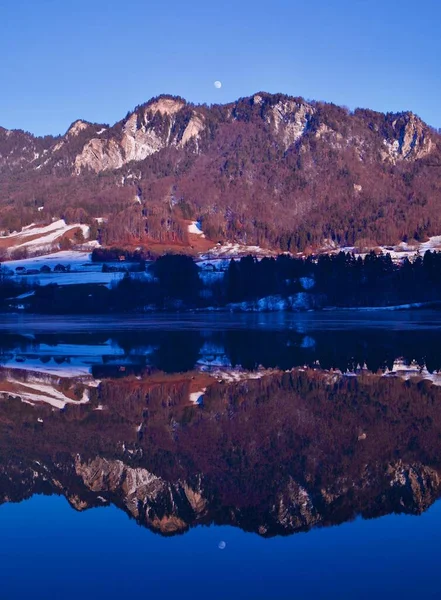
[214,81,222,89]
[218,541,226,550]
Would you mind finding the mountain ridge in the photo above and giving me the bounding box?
[3,91,439,139]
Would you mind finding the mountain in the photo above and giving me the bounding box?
[2,367,441,536]
[1,93,441,253]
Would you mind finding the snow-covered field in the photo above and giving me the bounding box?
[1,359,93,378]
[328,359,441,386]
[322,235,441,263]
[203,367,271,383]
[200,242,276,260]
[0,371,92,409]
[5,250,93,270]
[384,359,441,386]
[13,270,126,287]
[0,339,125,377]
[1,220,96,256]
[3,250,152,287]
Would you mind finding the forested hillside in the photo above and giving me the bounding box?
[1,93,440,253]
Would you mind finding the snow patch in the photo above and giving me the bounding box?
[201,243,276,260]
[188,221,205,237]
[189,388,206,404]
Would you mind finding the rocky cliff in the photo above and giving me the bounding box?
[2,94,435,175]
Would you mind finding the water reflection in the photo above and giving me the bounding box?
[2,321,441,374]
[1,318,441,538]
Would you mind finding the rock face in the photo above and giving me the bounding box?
[75,137,126,172]
[0,127,52,171]
[381,112,434,162]
[2,93,437,176]
[387,462,441,513]
[74,457,206,533]
[67,120,91,137]
[255,94,315,150]
[74,98,205,173]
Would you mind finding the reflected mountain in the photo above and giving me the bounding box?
[1,342,441,536]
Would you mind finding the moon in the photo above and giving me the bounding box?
[218,541,226,550]
[214,81,222,89]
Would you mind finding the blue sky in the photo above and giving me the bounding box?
[1,0,440,136]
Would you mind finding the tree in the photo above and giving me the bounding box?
[152,254,201,304]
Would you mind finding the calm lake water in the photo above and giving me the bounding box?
[1,311,441,599]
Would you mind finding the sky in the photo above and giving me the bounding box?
[1,0,440,136]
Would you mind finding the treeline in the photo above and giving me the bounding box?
[116,249,441,309]
[91,247,151,262]
[3,250,441,313]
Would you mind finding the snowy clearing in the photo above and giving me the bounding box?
[200,242,277,260]
[0,376,91,409]
[322,235,441,263]
[188,221,205,237]
[1,360,93,378]
[3,251,152,288]
[384,359,441,386]
[200,367,271,383]
[12,271,126,287]
[1,220,92,257]
[189,388,206,404]
[5,250,93,269]
[0,339,126,377]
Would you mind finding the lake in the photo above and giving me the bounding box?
[1,311,441,599]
